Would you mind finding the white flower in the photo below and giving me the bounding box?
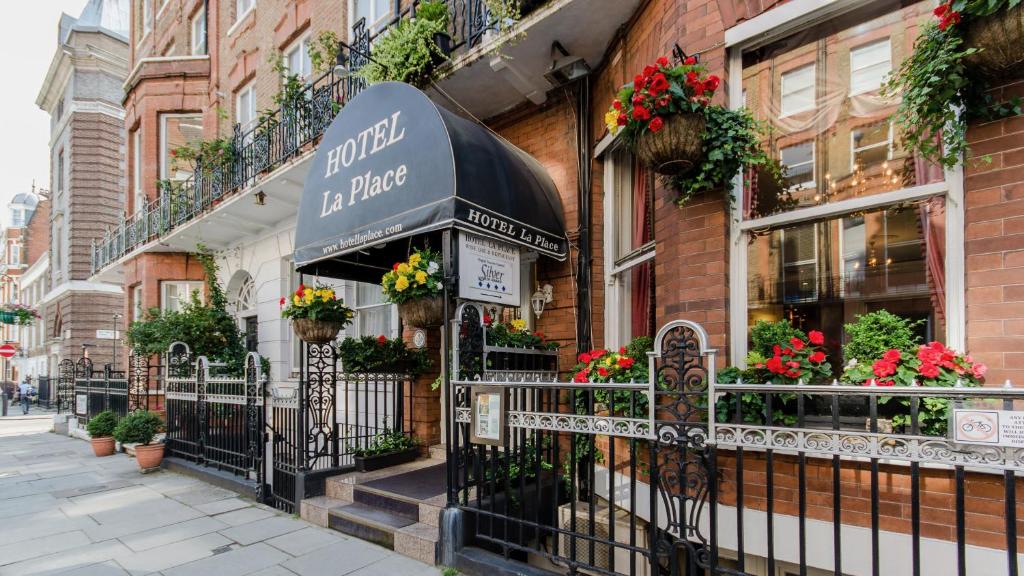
[846,359,858,368]
[427,261,439,274]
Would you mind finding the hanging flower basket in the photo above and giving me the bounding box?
[292,318,347,345]
[0,311,15,325]
[634,113,706,176]
[964,3,1024,79]
[0,305,40,326]
[398,296,445,328]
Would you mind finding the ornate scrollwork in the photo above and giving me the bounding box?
[304,342,337,467]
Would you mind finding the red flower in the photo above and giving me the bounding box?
[612,100,622,111]
[782,348,794,356]
[790,337,805,351]
[279,297,286,307]
[919,363,940,379]
[786,361,800,369]
[618,357,635,369]
[766,356,784,374]
[483,314,493,326]
[633,74,645,89]
[649,73,669,94]
[631,93,646,105]
[170,149,177,157]
[377,335,387,345]
[875,380,896,387]
[578,352,592,364]
[597,367,610,378]
[809,351,826,363]
[657,97,670,107]
[684,56,697,65]
[534,331,545,340]
[619,347,627,355]
[773,344,782,356]
[685,71,698,85]
[616,114,627,126]
[631,106,651,121]
[649,117,664,133]
[938,11,961,30]
[933,3,949,17]
[808,330,824,346]
[785,369,801,379]
[704,75,720,92]
[590,349,607,359]
[656,56,669,67]
[883,349,902,363]
[574,371,588,383]
[693,82,705,96]
[392,263,400,271]
[872,359,897,379]
[642,65,657,78]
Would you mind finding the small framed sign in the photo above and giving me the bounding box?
[458,232,520,305]
[952,409,1024,447]
[470,385,506,446]
[75,393,88,417]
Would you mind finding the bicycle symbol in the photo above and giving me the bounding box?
[960,419,993,433]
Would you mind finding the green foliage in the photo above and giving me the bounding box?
[281,285,354,324]
[171,137,234,176]
[356,17,448,87]
[351,425,419,457]
[485,320,558,350]
[416,0,450,25]
[484,0,521,30]
[86,410,118,438]
[441,568,459,576]
[842,311,922,365]
[308,30,341,75]
[336,336,431,376]
[381,248,443,304]
[113,411,163,446]
[883,2,1023,168]
[671,105,784,207]
[749,319,806,358]
[713,367,797,426]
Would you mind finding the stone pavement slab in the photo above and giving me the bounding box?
[0,421,439,576]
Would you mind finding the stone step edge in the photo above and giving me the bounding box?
[299,495,345,528]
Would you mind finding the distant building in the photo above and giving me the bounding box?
[0,193,42,382]
[14,193,52,382]
[35,0,129,371]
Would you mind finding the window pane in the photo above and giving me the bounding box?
[747,199,946,373]
[357,281,384,306]
[358,306,392,338]
[781,142,814,189]
[742,2,944,219]
[162,115,203,180]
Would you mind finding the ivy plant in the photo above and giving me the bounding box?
[356,17,448,87]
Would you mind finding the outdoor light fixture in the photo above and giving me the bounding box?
[544,41,590,87]
[334,41,387,78]
[530,284,553,318]
[254,190,266,206]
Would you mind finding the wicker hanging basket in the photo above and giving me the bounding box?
[633,113,706,176]
[398,296,444,328]
[964,4,1024,80]
[292,318,346,345]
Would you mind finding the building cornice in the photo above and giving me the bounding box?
[42,280,123,306]
[123,55,211,94]
[36,30,129,113]
[49,101,127,147]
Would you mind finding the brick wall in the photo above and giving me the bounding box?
[964,79,1024,384]
[51,291,126,368]
[123,252,208,318]
[24,200,51,268]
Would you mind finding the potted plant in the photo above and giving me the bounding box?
[113,410,165,470]
[606,56,781,206]
[884,2,1024,169]
[355,11,449,88]
[281,284,354,344]
[336,335,432,376]
[381,248,444,328]
[352,426,420,471]
[86,410,118,457]
[0,304,40,326]
[416,0,453,61]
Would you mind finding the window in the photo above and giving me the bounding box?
[141,0,152,37]
[236,84,257,133]
[603,147,655,348]
[132,285,144,321]
[236,0,255,22]
[9,244,20,267]
[780,142,815,190]
[850,38,891,95]
[284,36,312,81]
[11,210,24,227]
[352,0,391,30]
[353,282,397,338]
[160,114,203,181]
[56,150,64,196]
[161,281,205,313]
[733,1,958,369]
[780,64,815,117]
[191,6,207,55]
[132,130,144,214]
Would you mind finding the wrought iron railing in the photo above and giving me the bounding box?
[91,0,546,275]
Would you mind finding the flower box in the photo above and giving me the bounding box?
[354,447,419,472]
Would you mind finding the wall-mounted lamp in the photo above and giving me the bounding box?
[254,190,266,206]
[530,284,554,318]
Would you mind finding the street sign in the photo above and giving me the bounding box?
[0,344,16,359]
[95,330,120,340]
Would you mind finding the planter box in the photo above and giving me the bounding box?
[354,447,419,472]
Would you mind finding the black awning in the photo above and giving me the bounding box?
[294,82,567,282]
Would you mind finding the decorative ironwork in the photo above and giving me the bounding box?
[508,410,652,438]
[303,342,337,464]
[57,359,75,413]
[195,356,209,465]
[128,351,148,412]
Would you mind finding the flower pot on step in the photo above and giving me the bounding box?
[134,443,165,470]
[634,113,705,176]
[398,296,444,328]
[91,437,115,457]
[292,318,346,345]
[964,4,1024,80]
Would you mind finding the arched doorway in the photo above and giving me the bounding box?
[227,270,258,352]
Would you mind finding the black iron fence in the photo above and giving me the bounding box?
[68,358,128,424]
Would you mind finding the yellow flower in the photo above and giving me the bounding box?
[510,318,526,332]
[324,289,335,300]
[382,273,390,283]
[409,253,422,267]
[303,292,314,304]
[292,295,301,306]
[604,109,619,134]
[304,288,313,298]
[395,275,410,292]
[604,356,613,366]
[415,270,428,285]
[397,263,411,274]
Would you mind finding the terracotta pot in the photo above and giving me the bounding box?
[291,318,346,344]
[134,443,165,470]
[964,4,1024,80]
[634,113,705,176]
[398,295,444,328]
[91,436,115,457]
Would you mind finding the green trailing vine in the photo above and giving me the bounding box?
[308,30,341,75]
[356,6,449,87]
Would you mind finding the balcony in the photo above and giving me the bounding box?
[91,0,640,277]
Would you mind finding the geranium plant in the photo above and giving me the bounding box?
[381,248,443,304]
[884,1,1022,168]
[484,315,558,350]
[571,338,653,418]
[750,330,832,385]
[605,55,782,206]
[280,284,354,324]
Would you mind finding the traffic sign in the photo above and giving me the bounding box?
[0,344,16,359]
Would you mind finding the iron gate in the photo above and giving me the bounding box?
[57,359,75,413]
[71,357,129,423]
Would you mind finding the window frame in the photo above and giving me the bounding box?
[132,129,144,214]
[191,5,207,55]
[352,281,399,339]
[780,141,816,191]
[779,63,816,117]
[849,121,894,172]
[132,284,144,322]
[236,83,257,133]
[160,281,205,313]
[235,0,256,25]
[849,37,892,96]
[726,1,966,366]
[140,0,152,40]
[159,113,203,181]
[283,34,312,81]
[56,149,65,196]
[348,0,393,35]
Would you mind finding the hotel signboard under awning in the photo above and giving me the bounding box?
[293,82,567,282]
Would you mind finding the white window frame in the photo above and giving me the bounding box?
[726,2,965,367]
[159,113,203,181]
[348,0,392,35]
[56,150,65,196]
[352,281,399,339]
[9,243,20,267]
[157,0,170,19]
[132,285,144,321]
[235,0,256,25]
[849,37,891,96]
[191,6,207,55]
[780,224,819,303]
[140,0,152,40]
[849,121,894,173]
[283,34,312,81]
[160,281,205,313]
[236,83,257,133]
[780,63,816,117]
[132,130,144,214]
[780,141,816,191]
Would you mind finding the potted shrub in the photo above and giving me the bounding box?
[606,56,781,206]
[336,335,432,376]
[355,11,449,88]
[86,410,118,457]
[884,2,1024,169]
[113,411,165,470]
[281,284,354,344]
[352,426,420,472]
[416,0,453,61]
[381,248,444,328]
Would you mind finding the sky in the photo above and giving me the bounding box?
[0,1,90,227]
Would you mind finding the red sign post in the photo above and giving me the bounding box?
[0,344,17,359]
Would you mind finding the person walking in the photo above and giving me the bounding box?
[18,378,33,415]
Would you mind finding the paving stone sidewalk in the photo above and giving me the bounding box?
[0,418,439,576]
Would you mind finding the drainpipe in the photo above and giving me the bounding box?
[573,77,592,354]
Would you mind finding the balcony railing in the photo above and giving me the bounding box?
[91,0,546,275]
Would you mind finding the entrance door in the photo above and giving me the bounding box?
[244,316,258,352]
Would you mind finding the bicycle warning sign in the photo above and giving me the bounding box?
[952,409,1024,446]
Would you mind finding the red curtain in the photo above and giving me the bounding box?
[631,163,652,338]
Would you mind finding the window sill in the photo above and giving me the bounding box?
[227,7,256,37]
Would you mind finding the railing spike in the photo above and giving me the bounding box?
[1005,379,1014,389]
[911,379,920,387]
[868,378,877,387]
[955,378,964,388]
[797,378,805,386]
[831,379,840,386]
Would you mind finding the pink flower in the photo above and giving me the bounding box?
[809,351,826,364]
[919,363,940,379]
[808,330,824,345]
[873,359,897,379]
[972,363,988,378]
